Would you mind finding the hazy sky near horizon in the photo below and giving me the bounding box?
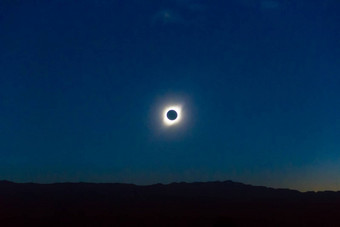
[0,0,339,191]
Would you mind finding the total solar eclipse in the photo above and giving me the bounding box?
[163,105,182,126]
[167,110,177,120]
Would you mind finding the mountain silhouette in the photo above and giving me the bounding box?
[1,180,340,226]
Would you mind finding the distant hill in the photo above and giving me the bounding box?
[1,180,340,226]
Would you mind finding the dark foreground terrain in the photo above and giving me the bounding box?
[1,180,340,226]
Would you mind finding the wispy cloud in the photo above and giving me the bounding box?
[261,0,280,10]
[152,9,184,26]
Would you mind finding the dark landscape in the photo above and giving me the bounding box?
[1,180,340,226]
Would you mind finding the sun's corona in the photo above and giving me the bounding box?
[163,105,181,126]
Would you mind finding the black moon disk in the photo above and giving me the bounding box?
[167,110,178,121]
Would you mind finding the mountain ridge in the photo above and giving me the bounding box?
[1,180,340,226]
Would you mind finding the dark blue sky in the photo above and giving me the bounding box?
[0,0,339,191]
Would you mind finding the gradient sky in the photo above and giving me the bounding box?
[0,0,339,191]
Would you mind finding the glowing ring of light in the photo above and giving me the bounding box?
[163,105,182,126]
